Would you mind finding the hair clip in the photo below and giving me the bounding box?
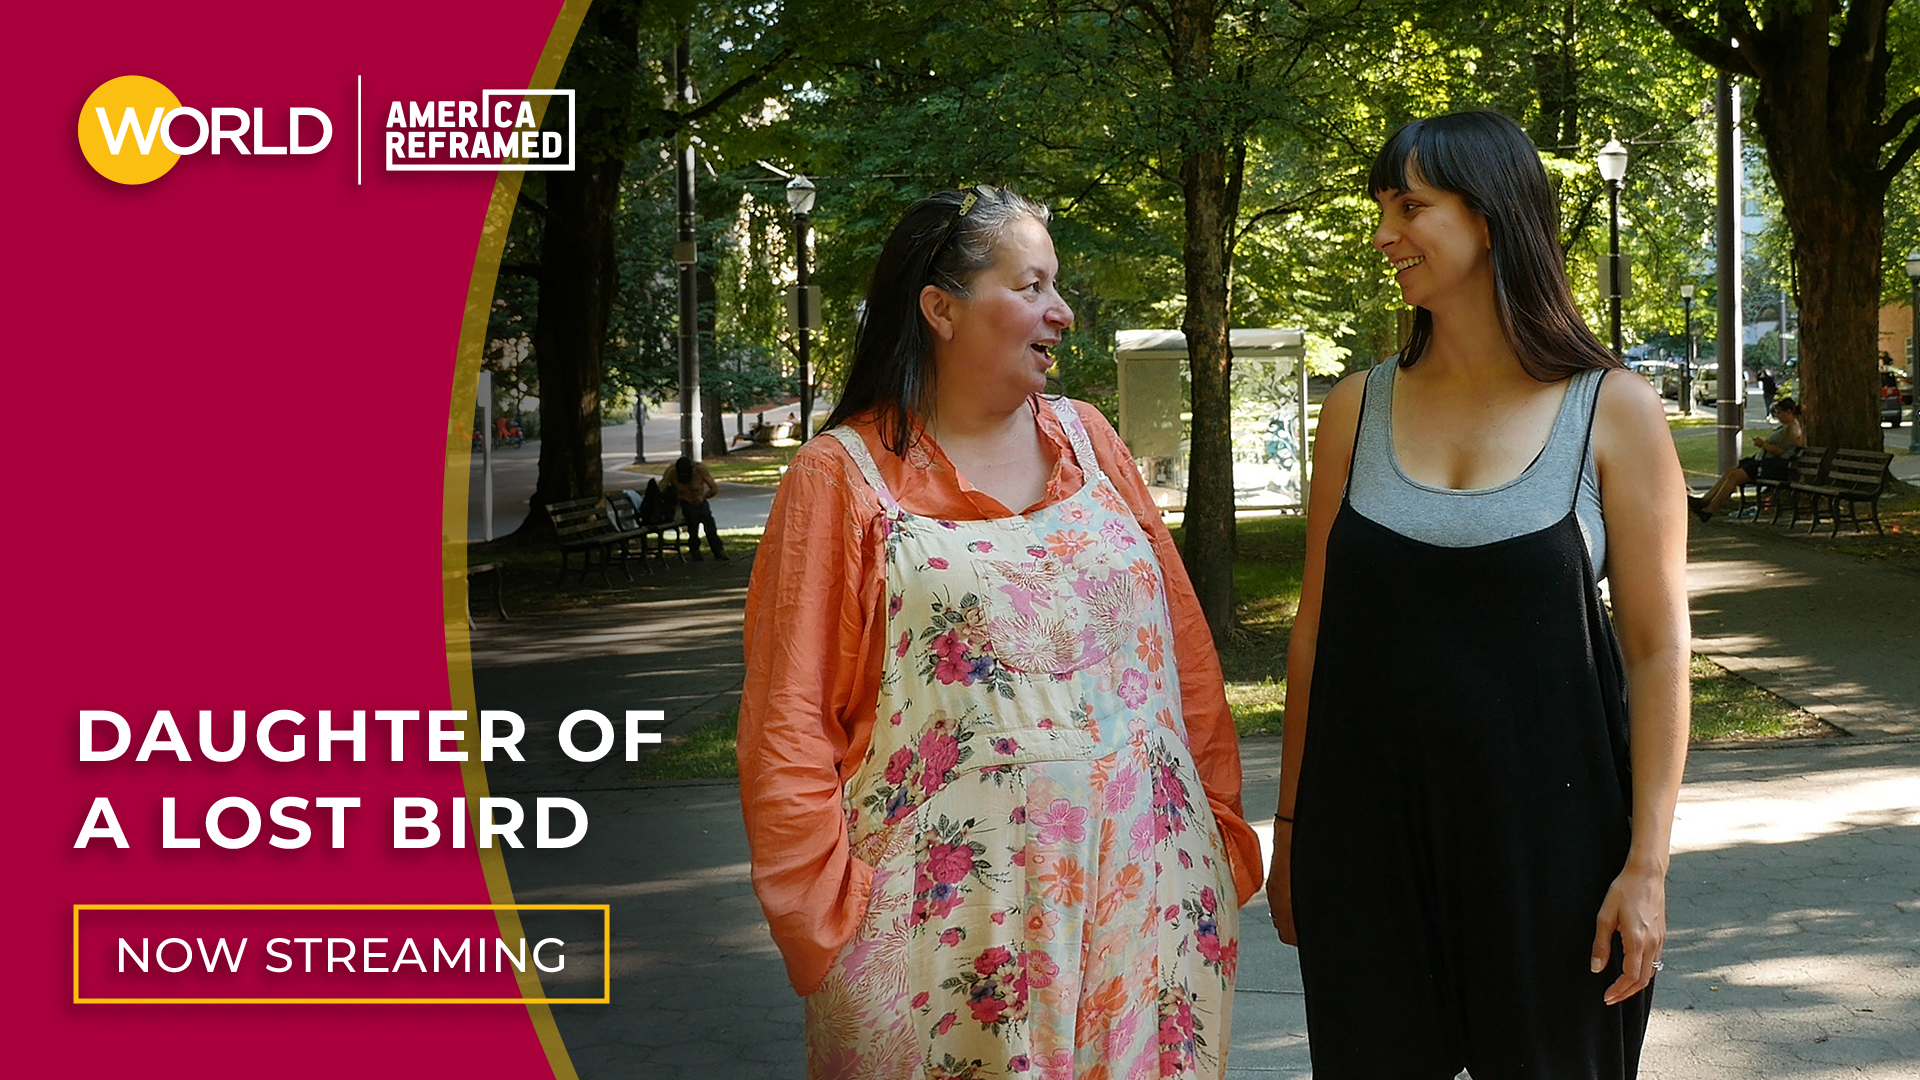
[957,189,979,217]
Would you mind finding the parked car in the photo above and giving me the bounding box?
[1884,368,1913,425]
[1660,367,1690,400]
[1694,366,1718,407]
[1633,360,1676,396]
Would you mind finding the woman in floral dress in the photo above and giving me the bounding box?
[738,186,1260,1080]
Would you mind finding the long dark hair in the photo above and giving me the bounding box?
[821,185,1051,454]
[1370,111,1621,380]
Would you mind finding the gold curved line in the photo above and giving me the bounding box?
[442,2,594,1077]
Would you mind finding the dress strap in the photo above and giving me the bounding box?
[1046,397,1104,479]
[825,426,902,511]
[1571,368,1608,511]
[1344,361,1387,500]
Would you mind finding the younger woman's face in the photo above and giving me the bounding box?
[1372,165,1493,311]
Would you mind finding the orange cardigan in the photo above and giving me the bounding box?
[737,398,1260,995]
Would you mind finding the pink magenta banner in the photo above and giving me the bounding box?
[19,2,580,1074]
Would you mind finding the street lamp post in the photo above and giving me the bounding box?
[1679,283,1696,417]
[673,28,700,463]
[786,175,817,441]
[1906,251,1920,450]
[1598,137,1629,359]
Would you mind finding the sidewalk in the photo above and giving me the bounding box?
[471,516,1919,1079]
[1686,521,1919,740]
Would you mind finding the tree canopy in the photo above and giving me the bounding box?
[490,0,1920,626]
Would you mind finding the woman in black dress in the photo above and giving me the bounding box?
[1266,112,1690,1078]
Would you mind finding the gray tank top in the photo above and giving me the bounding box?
[1346,361,1608,578]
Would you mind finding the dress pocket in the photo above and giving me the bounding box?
[854,704,1097,833]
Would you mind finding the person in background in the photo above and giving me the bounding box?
[1758,367,1777,411]
[663,455,727,561]
[1691,397,1806,521]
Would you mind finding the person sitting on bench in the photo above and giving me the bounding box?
[1691,398,1804,521]
[663,456,729,561]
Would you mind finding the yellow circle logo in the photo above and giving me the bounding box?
[78,76,183,184]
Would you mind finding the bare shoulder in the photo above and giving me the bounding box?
[1591,367,1672,460]
[1589,365,1666,438]
[1315,369,1370,446]
[1594,365,1664,415]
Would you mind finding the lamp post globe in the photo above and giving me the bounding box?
[787,175,818,440]
[1597,137,1629,184]
[1598,137,1629,359]
[785,174,816,216]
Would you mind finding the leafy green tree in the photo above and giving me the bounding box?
[514,0,808,532]
[1650,0,1920,449]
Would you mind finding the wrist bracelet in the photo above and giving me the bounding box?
[1275,814,1294,823]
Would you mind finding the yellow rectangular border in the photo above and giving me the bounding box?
[73,903,611,1005]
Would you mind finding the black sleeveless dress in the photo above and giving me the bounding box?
[1290,375,1654,1079]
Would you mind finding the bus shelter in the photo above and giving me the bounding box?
[1114,327,1308,511]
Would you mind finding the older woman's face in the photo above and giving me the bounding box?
[933,216,1075,403]
[1373,166,1492,311]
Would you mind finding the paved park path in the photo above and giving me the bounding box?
[471,513,1919,1079]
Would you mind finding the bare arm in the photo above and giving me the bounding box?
[1588,370,1691,1005]
[1267,371,1366,945]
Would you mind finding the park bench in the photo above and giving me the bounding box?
[546,496,648,586]
[1796,448,1895,536]
[607,489,690,573]
[1740,445,1828,524]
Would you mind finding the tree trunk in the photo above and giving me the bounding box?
[1750,69,1887,451]
[1171,0,1235,644]
[523,2,645,530]
[528,161,624,523]
[1528,1,1579,152]
[1785,181,1884,450]
[1651,0,1903,450]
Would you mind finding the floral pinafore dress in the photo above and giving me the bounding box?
[807,398,1239,1080]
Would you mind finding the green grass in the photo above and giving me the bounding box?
[1670,425,1728,478]
[1225,679,1287,736]
[1182,515,1309,736]
[619,442,800,486]
[457,526,765,619]
[1222,516,1309,736]
[633,712,741,780]
[1688,656,1831,742]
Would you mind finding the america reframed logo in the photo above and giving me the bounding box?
[381,89,575,172]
